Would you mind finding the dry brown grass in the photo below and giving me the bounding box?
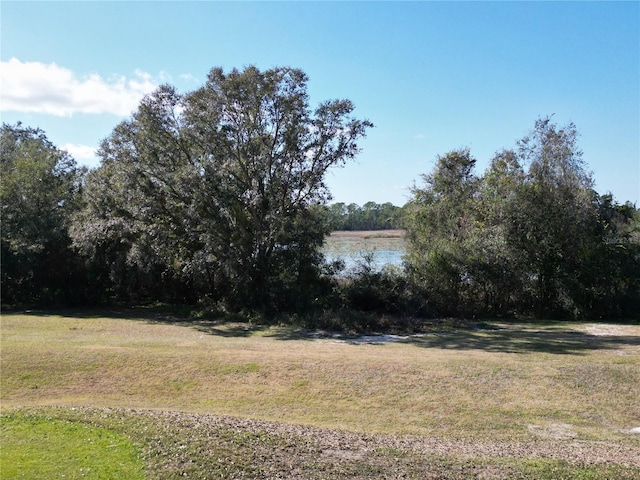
[2,311,639,449]
[328,230,405,239]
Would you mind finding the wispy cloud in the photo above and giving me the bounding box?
[179,73,198,83]
[62,143,97,160]
[0,58,158,117]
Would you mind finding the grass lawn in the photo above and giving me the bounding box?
[1,411,145,479]
[1,309,639,478]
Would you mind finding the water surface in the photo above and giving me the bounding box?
[322,230,406,273]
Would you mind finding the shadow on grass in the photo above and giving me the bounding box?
[9,307,640,355]
[260,318,640,355]
[10,305,262,338]
[404,324,640,355]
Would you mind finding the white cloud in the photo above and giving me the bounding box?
[0,58,159,117]
[179,73,197,83]
[62,143,97,160]
[62,143,101,169]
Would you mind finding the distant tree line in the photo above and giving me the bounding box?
[325,202,406,230]
[2,65,638,323]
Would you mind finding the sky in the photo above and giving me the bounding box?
[1,1,638,207]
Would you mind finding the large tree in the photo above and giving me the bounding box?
[404,148,480,315]
[468,148,527,314]
[1,123,83,304]
[506,118,596,317]
[72,66,372,310]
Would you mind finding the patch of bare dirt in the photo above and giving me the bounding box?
[124,409,640,467]
[583,324,635,337]
[20,406,640,479]
[527,423,577,440]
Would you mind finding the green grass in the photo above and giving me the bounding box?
[2,407,638,480]
[1,310,639,478]
[0,411,145,479]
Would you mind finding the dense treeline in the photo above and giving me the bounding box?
[326,202,406,230]
[404,119,640,319]
[1,124,87,305]
[1,66,638,323]
[3,66,372,312]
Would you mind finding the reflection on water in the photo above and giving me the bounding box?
[324,249,405,272]
[322,231,406,273]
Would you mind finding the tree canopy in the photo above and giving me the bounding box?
[2,91,638,322]
[326,201,406,230]
[70,66,372,311]
[1,123,84,304]
[405,117,640,318]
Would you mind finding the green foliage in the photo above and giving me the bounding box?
[71,66,372,311]
[326,201,406,230]
[505,118,595,317]
[1,123,85,305]
[0,412,145,479]
[404,148,480,315]
[579,194,640,318]
[405,118,640,319]
[4,107,637,322]
[342,255,404,312]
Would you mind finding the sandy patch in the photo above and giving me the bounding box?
[527,423,577,440]
[345,334,409,345]
[583,324,630,336]
[307,331,412,345]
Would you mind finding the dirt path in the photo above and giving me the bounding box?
[179,411,639,466]
[110,408,640,468]
[141,410,640,479]
[12,406,640,479]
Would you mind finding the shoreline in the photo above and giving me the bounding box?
[327,229,405,239]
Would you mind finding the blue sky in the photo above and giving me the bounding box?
[2,1,638,206]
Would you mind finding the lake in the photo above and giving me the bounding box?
[322,230,406,273]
